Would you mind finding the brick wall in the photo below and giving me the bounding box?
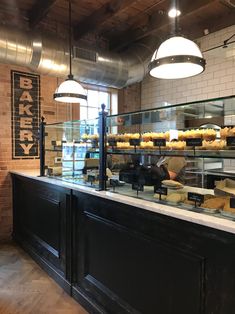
[141,25,235,109]
[0,64,79,242]
[118,83,141,114]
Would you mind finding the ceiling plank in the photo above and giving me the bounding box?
[110,0,220,51]
[29,0,57,28]
[73,0,138,40]
[184,10,235,46]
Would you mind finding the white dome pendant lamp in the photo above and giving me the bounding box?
[54,0,87,103]
[149,1,206,79]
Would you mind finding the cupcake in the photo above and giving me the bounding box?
[220,127,231,139]
[142,132,152,142]
[202,129,217,141]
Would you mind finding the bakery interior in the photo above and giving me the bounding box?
[1,0,235,313]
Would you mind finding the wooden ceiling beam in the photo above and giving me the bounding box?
[110,0,219,51]
[183,10,235,46]
[29,0,57,28]
[73,0,137,40]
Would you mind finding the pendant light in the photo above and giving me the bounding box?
[148,1,206,80]
[53,0,87,103]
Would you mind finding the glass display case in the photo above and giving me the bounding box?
[43,95,235,221]
[105,95,235,220]
[44,118,100,188]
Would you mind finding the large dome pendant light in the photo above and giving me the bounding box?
[53,0,87,103]
[148,1,206,79]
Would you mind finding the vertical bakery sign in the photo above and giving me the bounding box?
[11,71,40,159]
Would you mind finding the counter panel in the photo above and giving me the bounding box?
[11,173,235,314]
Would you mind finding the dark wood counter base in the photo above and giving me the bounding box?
[12,174,235,314]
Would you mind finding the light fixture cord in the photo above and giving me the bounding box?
[174,0,179,35]
[170,0,179,36]
[69,0,72,78]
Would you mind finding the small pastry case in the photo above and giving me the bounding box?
[44,118,100,188]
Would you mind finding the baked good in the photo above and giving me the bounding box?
[116,142,131,149]
[228,127,235,137]
[184,199,195,206]
[202,129,217,141]
[201,140,226,150]
[184,129,202,139]
[201,197,226,210]
[140,141,154,149]
[165,131,170,141]
[162,180,183,189]
[152,132,166,139]
[107,134,117,141]
[90,134,99,140]
[129,133,140,139]
[183,194,214,206]
[220,127,230,139]
[178,131,185,141]
[142,132,152,142]
[82,134,89,141]
[116,134,130,142]
[166,141,186,150]
[214,178,235,196]
[166,193,184,203]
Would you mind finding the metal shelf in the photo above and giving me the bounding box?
[106,148,235,159]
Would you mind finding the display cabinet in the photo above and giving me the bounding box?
[44,118,100,189]
[105,95,235,219]
[43,95,235,221]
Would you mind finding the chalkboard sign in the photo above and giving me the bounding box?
[186,138,202,147]
[154,186,168,195]
[132,183,144,191]
[226,136,235,147]
[129,139,140,146]
[108,140,117,147]
[110,179,119,187]
[230,197,235,209]
[153,139,166,147]
[88,175,96,184]
[188,192,204,204]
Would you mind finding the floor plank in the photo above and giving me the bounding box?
[0,243,88,314]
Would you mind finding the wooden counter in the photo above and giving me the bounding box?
[11,170,235,314]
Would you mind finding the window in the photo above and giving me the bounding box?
[80,88,117,120]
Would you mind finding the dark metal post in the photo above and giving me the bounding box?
[39,116,46,177]
[98,104,107,191]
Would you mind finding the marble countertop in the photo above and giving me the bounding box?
[10,169,235,235]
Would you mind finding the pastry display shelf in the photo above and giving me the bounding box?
[47,175,98,188]
[45,148,100,153]
[107,184,235,221]
[106,148,235,159]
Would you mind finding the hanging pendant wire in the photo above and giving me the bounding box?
[53,0,87,103]
[148,0,206,79]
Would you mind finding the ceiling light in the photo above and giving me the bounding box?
[168,8,181,18]
[53,0,87,103]
[149,36,206,79]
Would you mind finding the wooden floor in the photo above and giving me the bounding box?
[0,242,88,314]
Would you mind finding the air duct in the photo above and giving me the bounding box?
[0,25,159,88]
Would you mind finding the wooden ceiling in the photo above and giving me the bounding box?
[0,0,234,51]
